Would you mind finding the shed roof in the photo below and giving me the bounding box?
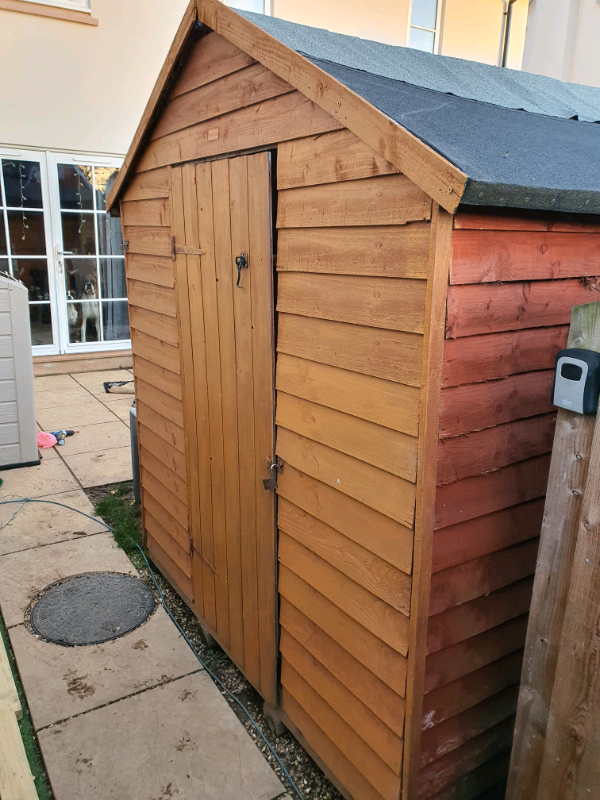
[108,0,600,216]
[241,10,600,215]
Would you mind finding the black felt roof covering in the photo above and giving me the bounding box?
[240,10,600,215]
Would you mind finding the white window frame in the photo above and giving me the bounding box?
[226,0,272,15]
[19,0,91,13]
[407,0,445,54]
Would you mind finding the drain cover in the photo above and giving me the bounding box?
[30,573,155,646]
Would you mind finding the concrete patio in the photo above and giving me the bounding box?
[0,368,288,800]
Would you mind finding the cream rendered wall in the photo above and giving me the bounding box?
[441,0,527,68]
[0,0,189,155]
[523,0,600,87]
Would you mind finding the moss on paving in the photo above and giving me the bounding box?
[0,610,54,800]
[94,483,145,569]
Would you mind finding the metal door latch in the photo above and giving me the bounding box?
[235,253,248,287]
[263,458,283,490]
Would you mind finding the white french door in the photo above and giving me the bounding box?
[0,147,130,355]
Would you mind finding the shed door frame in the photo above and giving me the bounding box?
[171,151,278,705]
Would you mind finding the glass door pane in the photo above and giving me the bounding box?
[55,161,129,347]
[0,157,55,348]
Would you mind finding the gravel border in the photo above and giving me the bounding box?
[85,482,343,800]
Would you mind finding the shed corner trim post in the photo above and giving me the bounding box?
[402,204,453,798]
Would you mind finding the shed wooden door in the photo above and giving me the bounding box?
[171,153,277,705]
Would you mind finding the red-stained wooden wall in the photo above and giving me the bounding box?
[420,209,600,800]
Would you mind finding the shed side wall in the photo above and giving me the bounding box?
[275,128,433,800]
[421,210,600,800]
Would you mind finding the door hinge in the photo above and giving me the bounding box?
[123,239,129,252]
[263,457,283,491]
[171,236,206,260]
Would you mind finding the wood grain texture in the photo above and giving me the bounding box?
[427,579,533,655]
[133,356,182,399]
[276,223,431,278]
[429,539,539,616]
[152,62,292,140]
[436,413,556,485]
[144,491,189,552]
[432,499,544,573]
[508,301,600,800]
[170,30,254,98]
[125,253,175,288]
[279,565,408,696]
[424,615,529,694]
[141,467,188,531]
[140,446,187,506]
[129,307,179,345]
[434,454,551,529]
[439,371,554,438]
[123,226,172,257]
[277,314,423,387]
[127,279,177,317]
[454,210,600,233]
[280,598,406,736]
[427,751,511,800]
[451,230,600,284]
[122,168,170,202]
[136,400,185,453]
[131,330,180,376]
[121,198,171,228]
[277,272,426,334]
[277,428,416,527]
[403,207,454,799]
[276,391,418,482]
[138,422,186,480]
[277,128,398,189]
[282,660,401,800]
[278,497,411,611]
[280,632,403,773]
[137,91,342,172]
[277,175,431,228]
[446,280,600,339]
[145,511,192,579]
[279,533,410,652]
[276,353,421,436]
[277,464,414,574]
[442,327,568,388]
[147,534,193,602]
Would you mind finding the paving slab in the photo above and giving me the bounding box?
[62,446,132,487]
[56,421,129,456]
[72,370,134,397]
[0,458,79,500]
[38,672,285,800]
[98,397,134,424]
[34,375,80,392]
[35,386,97,410]
[37,401,121,430]
[0,533,136,627]
[9,608,201,730]
[0,488,106,555]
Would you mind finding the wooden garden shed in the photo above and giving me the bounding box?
[107,4,600,799]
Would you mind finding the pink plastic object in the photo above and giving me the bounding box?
[37,431,58,449]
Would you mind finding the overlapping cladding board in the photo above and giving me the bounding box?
[275,127,433,800]
[421,211,600,800]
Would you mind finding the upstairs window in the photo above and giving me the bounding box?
[228,0,266,12]
[21,0,91,11]
[409,0,440,53]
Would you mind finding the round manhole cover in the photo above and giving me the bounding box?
[30,573,155,646]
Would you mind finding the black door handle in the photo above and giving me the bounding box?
[235,254,248,287]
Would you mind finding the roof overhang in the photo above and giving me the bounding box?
[107,0,466,214]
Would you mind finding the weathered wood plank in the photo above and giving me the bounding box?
[144,491,190,553]
[432,499,544,574]
[169,30,255,98]
[141,467,188,531]
[277,273,426,334]
[277,129,399,189]
[276,354,421,437]
[125,253,175,288]
[426,751,511,800]
[145,511,192,579]
[277,174,431,228]
[131,330,180,376]
[121,198,170,228]
[437,414,556,485]
[137,91,342,172]
[427,579,533,655]
[277,314,423,387]
[133,355,182,398]
[439,371,554,438]
[424,615,529,694]
[129,307,179,345]
[282,661,402,800]
[123,226,172,257]
[279,497,411,611]
[434,454,551,529]
[276,223,431,278]
[446,280,600,339]
[138,422,187,480]
[280,632,403,773]
[147,533,193,602]
[122,167,170,202]
[153,62,292,139]
[127,279,177,318]
[279,533,410,652]
[136,400,185,454]
[277,428,416,527]
[140,446,187,505]
[451,230,600,284]
[429,539,539,616]
[453,211,550,232]
[277,464,414,574]
[276,392,418,482]
[279,566,407,696]
[442,327,568,388]
[280,598,406,736]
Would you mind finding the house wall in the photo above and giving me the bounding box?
[420,209,600,799]
[0,0,189,154]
